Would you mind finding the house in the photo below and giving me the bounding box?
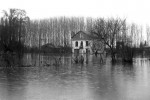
[71,31,93,54]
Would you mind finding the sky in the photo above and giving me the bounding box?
[0,0,150,40]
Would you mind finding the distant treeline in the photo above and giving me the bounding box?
[0,8,149,54]
[25,17,94,47]
[25,17,147,48]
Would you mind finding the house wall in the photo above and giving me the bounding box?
[72,40,93,54]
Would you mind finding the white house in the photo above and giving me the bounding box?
[71,31,93,54]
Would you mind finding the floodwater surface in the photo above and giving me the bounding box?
[0,54,150,100]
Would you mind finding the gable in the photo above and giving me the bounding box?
[72,31,92,41]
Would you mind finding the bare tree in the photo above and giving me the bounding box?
[0,8,29,53]
[91,18,126,61]
[146,25,150,46]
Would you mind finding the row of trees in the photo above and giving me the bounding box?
[25,17,88,47]
[0,9,146,55]
[25,18,144,47]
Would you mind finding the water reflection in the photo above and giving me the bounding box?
[0,54,150,100]
[0,67,28,100]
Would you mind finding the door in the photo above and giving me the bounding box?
[74,49,79,54]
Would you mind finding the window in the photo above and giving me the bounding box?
[86,41,88,46]
[75,41,78,47]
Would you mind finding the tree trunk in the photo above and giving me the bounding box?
[111,50,116,62]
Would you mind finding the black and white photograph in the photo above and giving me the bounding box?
[0,0,150,100]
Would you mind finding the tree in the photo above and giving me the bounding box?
[0,8,29,53]
[91,18,126,62]
[146,25,150,46]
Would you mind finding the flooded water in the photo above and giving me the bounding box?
[0,53,150,100]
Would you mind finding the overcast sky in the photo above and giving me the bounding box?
[0,0,150,24]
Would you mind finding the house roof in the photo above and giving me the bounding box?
[71,31,92,41]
